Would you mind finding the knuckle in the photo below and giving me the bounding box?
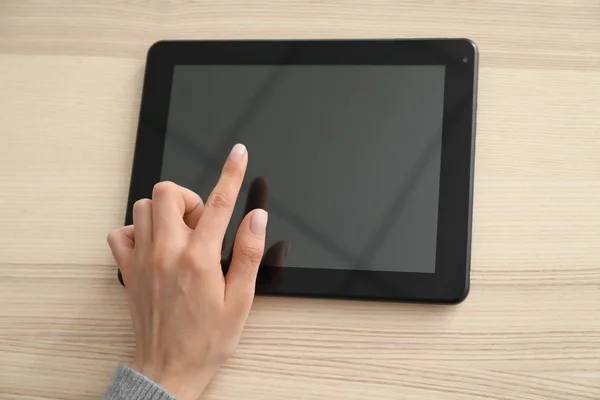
[152,181,177,198]
[238,244,264,265]
[207,191,230,209]
[133,198,151,213]
[151,239,183,269]
[179,248,203,271]
[151,246,170,270]
[180,246,222,274]
[106,230,118,245]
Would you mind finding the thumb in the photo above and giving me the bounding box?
[225,209,268,314]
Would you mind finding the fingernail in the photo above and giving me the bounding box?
[250,209,268,235]
[229,143,246,163]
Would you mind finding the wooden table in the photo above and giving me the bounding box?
[1,2,599,399]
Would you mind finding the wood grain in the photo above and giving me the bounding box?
[0,1,599,399]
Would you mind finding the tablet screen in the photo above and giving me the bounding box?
[161,65,445,273]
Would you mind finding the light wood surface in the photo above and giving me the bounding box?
[1,1,599,399]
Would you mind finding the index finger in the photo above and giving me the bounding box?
[193,143,247,247]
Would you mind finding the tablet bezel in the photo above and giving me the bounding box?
[123,39,478,303]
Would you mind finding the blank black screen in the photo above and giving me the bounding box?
[161,65,445,273]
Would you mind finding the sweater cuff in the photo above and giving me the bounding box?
[102,364,177,400]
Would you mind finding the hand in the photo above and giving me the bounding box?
[118,176,289,286]
[107,144,268,400]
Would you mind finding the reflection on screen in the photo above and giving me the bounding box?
[161,65,445,273]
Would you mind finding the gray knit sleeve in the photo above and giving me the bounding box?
[102,364,177,400]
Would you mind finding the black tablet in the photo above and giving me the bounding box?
[122,39,478,303]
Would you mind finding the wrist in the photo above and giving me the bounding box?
[158,373,215,400]
[133,363,217,400]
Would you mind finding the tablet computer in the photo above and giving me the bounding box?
[122,39,478,303]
